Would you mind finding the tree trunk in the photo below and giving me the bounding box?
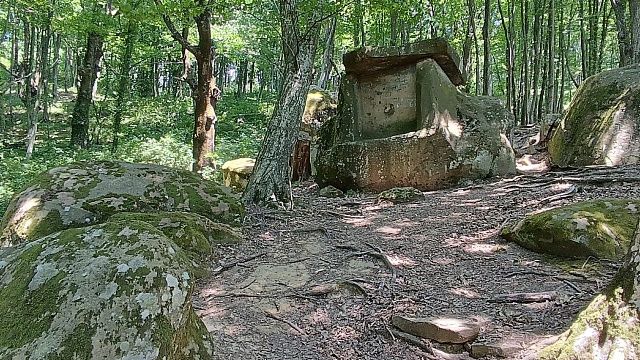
[192,8,218,172]
[318,15,337,89]
[27,14,52,158]
[21,19,37,158]
[70,31,104,148]
[541,221,640,358]
[482,0,491,95]
[51,33,61,100]
[112,21,136,152]
[242,0,320,207]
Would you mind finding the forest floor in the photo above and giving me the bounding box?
[194,165,640,360]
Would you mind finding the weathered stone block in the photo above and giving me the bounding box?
[317,54,515,192]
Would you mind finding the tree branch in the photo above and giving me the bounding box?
[153,0,199,56]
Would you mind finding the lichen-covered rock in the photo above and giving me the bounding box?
[109,212,242,277]
[301,88,337,138]
[0,220,214,359]
[501,199,640,260]
[221,158,255,191]
[549,64,640,166]
[0,161,244,246]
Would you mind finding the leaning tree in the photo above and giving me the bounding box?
[242,0,329,208]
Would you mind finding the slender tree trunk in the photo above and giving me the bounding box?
[112,21,136,152]
[318,15,337,89]
[520,0,530,125]
[51,33,61,100]
[243,0,321,207]
[21,19,37,158]
[70,31,104,148]
[482,0,491,95]
[32,14,52,151]
[192,9,218,172]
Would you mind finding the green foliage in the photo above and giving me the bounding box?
[0,93,273,216]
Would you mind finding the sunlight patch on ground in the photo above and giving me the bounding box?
[464,243,508,255]
[450,287,481,299]
[444,229,498,248]
[516,154,550,173]
[393,218,419,228]
[342,216,375,227]
[432,257,455,265]
[449,189,471,196]
[307,308,331,325]
[388,253,417,267]
[375,225,401,235]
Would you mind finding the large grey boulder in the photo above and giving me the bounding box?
[549,64,640,166]
[0,219,214,359]
[316,56,515,192]
[0,161,244,246]
[501,199,640,260]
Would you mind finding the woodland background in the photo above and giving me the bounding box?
[0,0,638,209]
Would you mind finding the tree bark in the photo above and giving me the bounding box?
[155,0,219,172]
[112,20,136,152]
[70,31,103,148]
[482,0,491,95]
[318,15,337,89]
[242,0,321,207]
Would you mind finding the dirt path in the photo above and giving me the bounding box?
[194,167,640,359]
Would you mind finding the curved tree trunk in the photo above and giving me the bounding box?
[242,0,321,208]
[541,221,640,358]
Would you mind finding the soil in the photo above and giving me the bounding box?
[194,165,640,360]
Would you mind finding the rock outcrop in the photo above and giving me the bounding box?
[0,161,246,358]
[501,199,640,260]
[0,219,213,359]
[0,161,244,246]
[549,64,640,166]
[316,40,515,192]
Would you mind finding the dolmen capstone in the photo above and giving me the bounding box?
[316,38,516,191]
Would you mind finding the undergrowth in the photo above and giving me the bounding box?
[0,92,274,214]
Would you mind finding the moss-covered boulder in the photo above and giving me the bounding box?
[0,161,244,246]
[549,64,640,166]
[378,187,424,203]
[501,199,640,260]
[109,212,241,277]
[0,220,213,359]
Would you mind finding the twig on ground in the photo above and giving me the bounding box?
[212,252,267,276]
[561,279,582,293]
[505,270,553,278]
[264,311,307,335]
[388,328,435,357]
[490,291,558,303]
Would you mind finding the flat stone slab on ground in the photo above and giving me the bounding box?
[392,315,480,344]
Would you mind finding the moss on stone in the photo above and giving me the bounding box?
[0,243,64,349]
[502,199,640,259]
[540,289,640,359]
[52,321,96,360]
